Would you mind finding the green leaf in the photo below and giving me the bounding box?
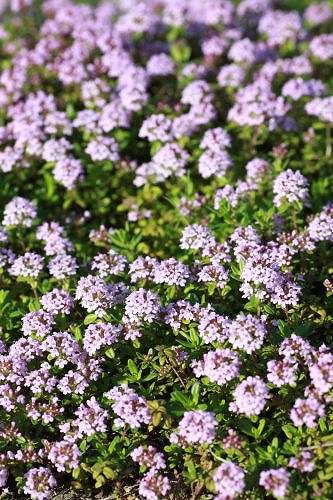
[84,313,97,325]
[171,390,192,410]
[185,460,197,480]
[191,382,200,406]
[103,466,116,480]
[127,359,138,376]
[108,437,120,454]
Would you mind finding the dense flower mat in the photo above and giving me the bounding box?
[0,0,333,498]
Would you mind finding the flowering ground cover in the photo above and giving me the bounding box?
[1,0,333,498]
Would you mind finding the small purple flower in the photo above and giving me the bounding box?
[64,397,109,439]
[273,169,309,208]
[48,254,78,279]
[85,136,120,162]
[3,196,37,227]
[41,288,73,315]
[230,376,269,416]
[197,264,229,290]
[9,252,44,279]
[309,34,333,61]
[170,410,217,446]
[75,275,115,317]
[129,256,159,283]
[147,53,175,76]
[131,445,166,471]
[228,314,267,354]
[289,451,315,473]
[192,348,240,386]
[267,358,298,387]
[305,2,332,25]
[91,250,127,277]
[180,224,214,251]
[259,468,289,498]
[105,384,151,428]
[200,127,231,152]
[309,351,333,394]
[198,310,230,344]
[290,394,326,428]
[213,461,245,499]
[83,322,120,355]
[47,440,80,472]
[125,288,161,324]
[53,157,84,189]
[138,471,171,500]
[139,114,173,143]
[23,467,57,500]
[153,258,191,287]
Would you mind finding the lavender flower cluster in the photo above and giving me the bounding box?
[0,0,332,498]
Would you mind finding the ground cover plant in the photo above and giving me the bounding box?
[1,0,333,498]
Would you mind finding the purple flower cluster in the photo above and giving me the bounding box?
[259,468,290,498]
[213,461,246,499]
[273,169,310,207]
[46,440,80,472]
[60,397,108,440]
[2,197,37,227]
[0,0,332,497]
[83,323,120,356]
[40,288,73,315]
[75,275,117,317]
[170,410,217,446]
[131,446,166,471]
[230,376,269,416]
[131,443,169,499]
[91,250,127,277]
[138,471,171,500]
[228,313,267,354]
[23,467,57,500]
[192,348,240,386]
[124,288,161,324]
[105,384,151,429]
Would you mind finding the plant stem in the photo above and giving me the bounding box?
[326,124,332,158]
[302,442,333,451]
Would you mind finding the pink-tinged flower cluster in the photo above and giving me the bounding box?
[192,348,240,386]
[75,275,118,317]
[198,310,230,344]
[259,468,290,498]
[9,252,44,279]
[213,461,246,499]
[290,392,326,428]
[83,322,121,356]
[0,0,332,497]
[131,445,166,471]
[289,451,315,473]
[138,471,171,500]
[85,136,119,162]
[124,288,161,324]
[91,250,127,277]
[46,440,80,472]
[267,358,298,387]
[22,311,54,339]
[41,288,74,315]
[23,467,57,500]
[60,397,108,440]
[2,197,37,227]
[131,443,169,498]
[197,264,229,289]
[230,376,269,416]
[273,169,310,208]
[170,410,217,446]
[105,384,151,428]
[228,313,267,354]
